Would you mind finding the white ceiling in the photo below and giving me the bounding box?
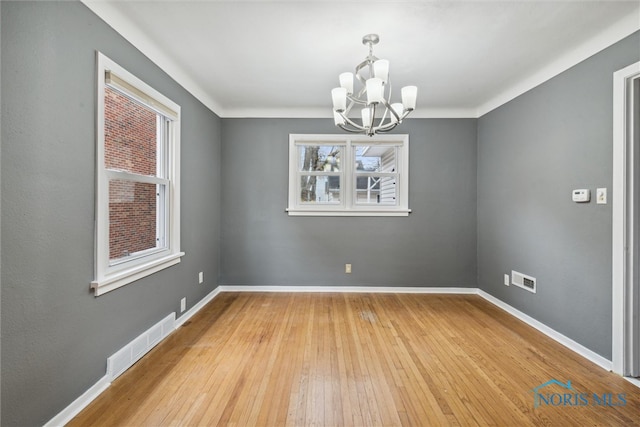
[84,0,639,118]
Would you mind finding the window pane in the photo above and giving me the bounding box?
[109,179,159,261]
[104,86,158,176]
[298,145,341,172]
[355,145,396,173]
[355,176,397,205]
[299,175,341,203]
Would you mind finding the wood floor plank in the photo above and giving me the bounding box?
[68,293,640,426]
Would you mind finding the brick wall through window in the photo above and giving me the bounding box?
[104,87,158,260]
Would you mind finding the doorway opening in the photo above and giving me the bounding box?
[612,60,640,378]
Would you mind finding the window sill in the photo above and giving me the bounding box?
[92,251,185,296]
[286,208,411,217]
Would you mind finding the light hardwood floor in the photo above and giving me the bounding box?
[69,292,640,426]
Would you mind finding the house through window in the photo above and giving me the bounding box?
[287,134,410,216]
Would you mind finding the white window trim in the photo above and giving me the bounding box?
[287,134,410,216]
[92,52,184,296]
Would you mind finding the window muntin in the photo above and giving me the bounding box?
[93,52,183,296]
[288,134,409,216]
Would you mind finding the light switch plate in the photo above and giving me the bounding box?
[596,188,607,204]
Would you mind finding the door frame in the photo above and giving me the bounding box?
[612,60,640,376]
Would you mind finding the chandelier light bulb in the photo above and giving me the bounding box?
[339,72,354,95]
[401,86,418,111]
[366,78,384,104]
[361,107,371,128]
[331,87,347,112]
[373,60,389,84]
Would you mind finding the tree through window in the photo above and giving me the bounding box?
[288,134,410,216]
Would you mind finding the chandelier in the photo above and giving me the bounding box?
[331,34,417,137]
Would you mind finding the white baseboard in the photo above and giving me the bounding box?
[45,287,222,426]
[220,285,477,294]
[43,375,110,427]
[624,376,640,389]
[477,289,613,371]
[175,286,223,328]
[47,285,618,426]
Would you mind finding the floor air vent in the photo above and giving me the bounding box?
[106,312,175,381]
[511,270,536,293]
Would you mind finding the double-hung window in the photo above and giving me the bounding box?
[287,134,410,216]
[92,53,183,296]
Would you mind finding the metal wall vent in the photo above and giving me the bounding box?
[106,312,176,381]
[512,270,537,294]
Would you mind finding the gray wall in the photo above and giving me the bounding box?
[477,31,640,360]
[0,2,221,426]
[220,118,477,288]
[3,0,637,425]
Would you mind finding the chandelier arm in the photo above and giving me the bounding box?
[388,103,404,124]
[374,117,399,132]
[378,77,394,123]
[379,98,395,123]
[346,85,368,106]
[354,56,377,91]
[346,95,367,106]
[374,100,402,132]
[353,74,366,89]
[378,105,390,128]
[374,109,412,133]
[355,56,377,76]
[367,104,377,136]
[345,117,365,132]
[343,100,356,117]
[367,98,393,132]
[338,111,366,131]
[338,102,364,123]
[377,107,389,127]
[337,123,367,134]
[372,122,399,133]
[371,104,377,130]
[388,108,402,124]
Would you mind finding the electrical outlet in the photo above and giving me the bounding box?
[504,274,510,286]
[180,297,186,313]
[345,263,352,274]
[199,271,204,284]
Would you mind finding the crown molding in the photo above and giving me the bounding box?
[220,107,478,119]
[83,1,639,120]
[82,0,224,117]
[477,12,640,117]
